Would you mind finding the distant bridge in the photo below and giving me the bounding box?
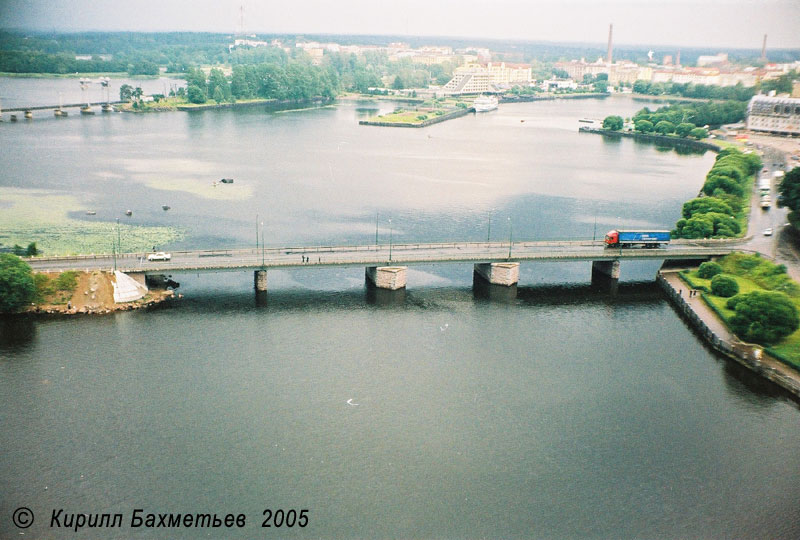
[2,100,125,113]
[26,239,736,291]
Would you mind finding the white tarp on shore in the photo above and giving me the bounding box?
[113,271,148,303]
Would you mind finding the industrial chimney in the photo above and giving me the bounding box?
[761,34,767,61]
[607,24,613,64]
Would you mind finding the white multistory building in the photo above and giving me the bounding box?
[746,95,800,135]
[442,62,532,95]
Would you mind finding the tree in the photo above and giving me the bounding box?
[187,85,206,104]
[602,115,623,131]
[0,254,35,313]
[726,291,799,345]
[212,86,225,103]
[634,119,653,133]
[698,261,723,279]
[778,167,800,215]
[654,120,675,135]
[689,127,708,139]
[675,122,695,137]
[132,86,143,102]
[119,84,133,101]
[682,197,734,219]
[711,274,739,297]
[703,175,743,197]
[25,242,38,257]
[392,75,404,90]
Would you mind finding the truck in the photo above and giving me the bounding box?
[758,177,771,194]
[604,230,670,248]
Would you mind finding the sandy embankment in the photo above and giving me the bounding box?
[29,270,174,315]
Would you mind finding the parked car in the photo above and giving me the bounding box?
[763,228,773,236]
[147,251,171,261]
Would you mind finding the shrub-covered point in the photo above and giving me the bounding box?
[633,101,748,133]
[698,261,723,279]
[726,291,800,345]
[710,274,739,297]
[0,254,35,313]
[672,148,760,239]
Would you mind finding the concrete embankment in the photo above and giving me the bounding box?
[359,107,473,128]
[659,269,800,399]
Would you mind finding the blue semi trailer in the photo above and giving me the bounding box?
[604,230,670,248]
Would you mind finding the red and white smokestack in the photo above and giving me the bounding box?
[607,24,613,64]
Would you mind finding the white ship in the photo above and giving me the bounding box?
[473,95,498,112]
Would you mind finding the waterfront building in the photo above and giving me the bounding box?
[442,62,532,95]
[746,95,800,136]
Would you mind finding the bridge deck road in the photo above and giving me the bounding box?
[24,240,737,274]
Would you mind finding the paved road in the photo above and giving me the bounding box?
[746,145,790,257]
[25,240,735,274]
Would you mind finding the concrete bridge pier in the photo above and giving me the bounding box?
[365,266,407,290]
[24,110,33,119]
[591,260,620,293]
[254,270,268,292]
[474,262,520,286]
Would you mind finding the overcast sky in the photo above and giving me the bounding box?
[1,0,799,49]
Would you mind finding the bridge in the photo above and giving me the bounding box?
[1,100,125,119]
[26,239,736,292]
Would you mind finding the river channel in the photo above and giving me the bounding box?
[1,82,799,539]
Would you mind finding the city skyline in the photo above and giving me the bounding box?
[1,0,799,50]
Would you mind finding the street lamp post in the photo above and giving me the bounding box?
[487,210,492,242]
[116,218,121,255]
[256,214,259,252]
[389,218,393,263]
[375,212,379,247]
[507,217,512,259]
[261,221,265,267]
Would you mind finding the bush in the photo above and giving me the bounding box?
[698,261,723,279]
[726,291,799,345]
[675,122,695,137]
[187,85,206,104]
[689,127,708,139]
[655,120,675,135]
[634,119,653,133]
[602,115,623,131]
[711,274,739,297]
[0,254,35,313]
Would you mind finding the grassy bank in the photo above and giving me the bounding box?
[681,253,800,370]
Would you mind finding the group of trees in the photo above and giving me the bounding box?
[180,61,339,105]
[633,101,746,135]
[672,148,761,239]
[778,167,800,227]
[0,254,34,313]
[602,101,747,139]
[631,80,756,101]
